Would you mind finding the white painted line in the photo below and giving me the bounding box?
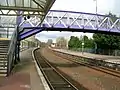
[32,48,51,90]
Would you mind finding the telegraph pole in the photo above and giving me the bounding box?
[93,0,98,14]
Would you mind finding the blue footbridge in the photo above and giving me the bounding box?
[20,10,120,40]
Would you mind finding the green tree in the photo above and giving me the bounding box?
[93,12,120,50]
[80,35,94,48]
[68,36,81,49]
[93,33,120,50]
[68,35,94,49]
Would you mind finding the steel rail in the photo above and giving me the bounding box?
[33,49,79,90]
[51,49,120,78]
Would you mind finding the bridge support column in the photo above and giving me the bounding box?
[17,26,20,62]
[7,28,9,38]
[14,26,20,63]
[17,41,20,62]
[16,11,22,63]
[14,43,17,64]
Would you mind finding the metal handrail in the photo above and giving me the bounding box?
[7,26,18,76]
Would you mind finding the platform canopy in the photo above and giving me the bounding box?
[0,0,55,16]
[0,0,56,27]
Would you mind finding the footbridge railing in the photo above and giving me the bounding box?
[19,10,120,40]
[42,10,120,33]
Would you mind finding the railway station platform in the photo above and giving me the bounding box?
[0,48,47,90]
[52,49,120,64]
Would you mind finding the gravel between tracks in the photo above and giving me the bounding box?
[40,48,120,90]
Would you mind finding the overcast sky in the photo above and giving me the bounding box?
[36,0,120,42]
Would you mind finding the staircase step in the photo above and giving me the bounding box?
[0,52,8,55]
[0,49,8,51]
[0,40,10,43]
[0,43,9,45]
[0,64,7,66]
[0,64,7,67]
[0,40,10,76]
[0,48,8,50]
[0,65,7,67]
[0,40,9,42]
[0,50,8,52]
[0,42,9,44]
[0,67,7,69]
[0,55,7,57]
[0,46,9,48]
[0,52,8,54]
[0,73,7,76]
[0,66,7,76]
[0,60,7,62]
[0,55,7,58]
[0,59,7,62]
[0,46,8,48]
[0,56,7,58]
[0,58,7,60]
[0,69,7,72]
[0,62,7,64]
[0,51,8,53]
[0,61,7,64]
[0,53,7,55]
[0,45,9,47]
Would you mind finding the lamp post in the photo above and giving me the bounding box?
[93,0,98,28]
[82,42,84,54]
[93,0,98,14]
[96,0,98,14]
[82,34,85,54]
[94,42,97,54]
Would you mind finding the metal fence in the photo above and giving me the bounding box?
[70,48,120,56]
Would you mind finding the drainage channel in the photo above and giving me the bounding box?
[34,49,79,90]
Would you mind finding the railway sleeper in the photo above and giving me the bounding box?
[39,63,51,68]
[54,50,120,72]
[42,68,53,70]
[52,83,70,87]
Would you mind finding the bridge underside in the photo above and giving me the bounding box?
[45,28,120,35]
[22,26,120,36]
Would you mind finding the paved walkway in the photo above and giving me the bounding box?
[0,48,45,90]
[53,49,120,64]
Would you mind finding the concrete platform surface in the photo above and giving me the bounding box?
[0,48,45,90]
[53,49,120,64]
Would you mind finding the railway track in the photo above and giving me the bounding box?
[50,49,120,78]
[33,49,82,90]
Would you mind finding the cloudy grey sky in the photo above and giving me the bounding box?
[36,0,120,42]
